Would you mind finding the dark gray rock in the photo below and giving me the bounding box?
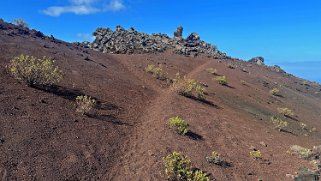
[249,56,265,65]
[186,32,200,42]
[174,26,183,39]
[272,65,286,73]
[90,26,227,58]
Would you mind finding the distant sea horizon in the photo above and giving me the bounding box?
[267,61,321,84]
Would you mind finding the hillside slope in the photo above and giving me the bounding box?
[1,20,321,180]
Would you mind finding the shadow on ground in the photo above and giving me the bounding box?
[180,93,221,109]
[186,131,203,141]
[87,114,132,126]
[34,85,84,100]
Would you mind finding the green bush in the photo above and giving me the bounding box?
[163,152,209,181]
[277,107,294,117]
[169,116,188,135]
[270,88,280,96]
[193,170,210,181]
[76,95,96,115]
[303,81,309,86]
[206,68,217,75]
[7,54,63,87]
[145,64,155,73]
[271,116,288,131]
[206,151,225,166]
[250,150,262,159]
[288,145,313,160]
[214,76,227,85]
[145,64,168,80]
[163,152,192,180]
[172,76,205,99]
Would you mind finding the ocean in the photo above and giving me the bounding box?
[268,61,321,84]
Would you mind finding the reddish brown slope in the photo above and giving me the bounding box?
[105,55,321,181]
[0,22,155,180]
[1,21,321,180]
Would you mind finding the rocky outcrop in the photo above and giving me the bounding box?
[174,26,183,39]
[272,65,286,73]
[90,26,227,58]
[249,56,265,65]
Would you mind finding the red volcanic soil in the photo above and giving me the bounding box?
[1,21,321,180]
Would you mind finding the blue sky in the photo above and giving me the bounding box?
[1,0,321,83]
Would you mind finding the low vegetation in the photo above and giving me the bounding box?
[240,80,249,86]
[12,18,28,28]
[303,81,309,86]
[7,54,63,87]
[271,116,288,131]
[163,152,209,181]
[172,74,205,100]
[294,167,320,181]
[169,116,189,135]
[277,108,294,117]
[250,150,262,159]
[214,76,228,86]
[206,68,217,75]
[76,95,96,115]
[193,170,210,181]
[270,88,280,96]
[288,145,321,179]
[288,145,313,160]
[206,151,225,166]
[145,64,168,80]
[277,107,294,117]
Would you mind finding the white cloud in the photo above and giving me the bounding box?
[105,0,125,12]
[43,5,99,17]
[42,0,125,17]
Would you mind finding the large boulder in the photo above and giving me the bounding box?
[174,26,183,39]
[249,56,265,65]
[186,32,200,42]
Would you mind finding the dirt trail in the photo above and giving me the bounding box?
[107,60,213,180]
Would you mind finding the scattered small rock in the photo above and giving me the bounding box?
[241,68,249,73]
[259,142,267,147]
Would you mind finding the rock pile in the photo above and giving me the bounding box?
[248,56,265,65]
[90,25,227,58]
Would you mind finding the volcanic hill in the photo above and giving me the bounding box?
[1,19,321,180]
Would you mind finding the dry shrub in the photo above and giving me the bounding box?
[76,95,96,115]
[271,116,288,131]
[169,116,189,135]
[163,152,209,181]
[277,107,294,117]
[172,73,205,99]
[7,54,62,87]
[214,76,227,85]
[145,64,168,80]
